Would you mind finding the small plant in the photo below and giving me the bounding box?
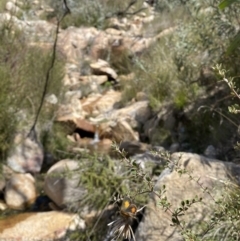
[213,64,240,115]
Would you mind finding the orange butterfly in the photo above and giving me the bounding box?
[120,197,137,219]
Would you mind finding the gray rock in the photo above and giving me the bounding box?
[7,134,44,174]
[135,152,240,241]
[44,159,87,211]
[169,143,180,153]
[116,101,152,127]
[204,145,217,158]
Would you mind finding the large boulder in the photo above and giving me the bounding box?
[135,152,240,241]
[44,159,87,211]
[7,134,44,174]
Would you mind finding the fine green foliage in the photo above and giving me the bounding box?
[122,37,180,108]
[1,2,240,241]
[77,154,127,210]
[60,150,149,240]
[204,185,240,240]
[44,0,145,29]
[110,148,240,241]
[0,24,65,160]
[0,0,7,12]
[121,0,240,102]
[219,0,239,10]
[117,0,240,152]
[40,122,72,162]
[73,148,150,212]
[218,0,240,55]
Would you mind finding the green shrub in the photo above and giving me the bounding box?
[0,25,65,161]
[43,0,145,29]
[0,0,7,12]
[204,185,240,241]
[116,0,240,153]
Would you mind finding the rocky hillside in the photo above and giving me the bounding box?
[0,0,240,240]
